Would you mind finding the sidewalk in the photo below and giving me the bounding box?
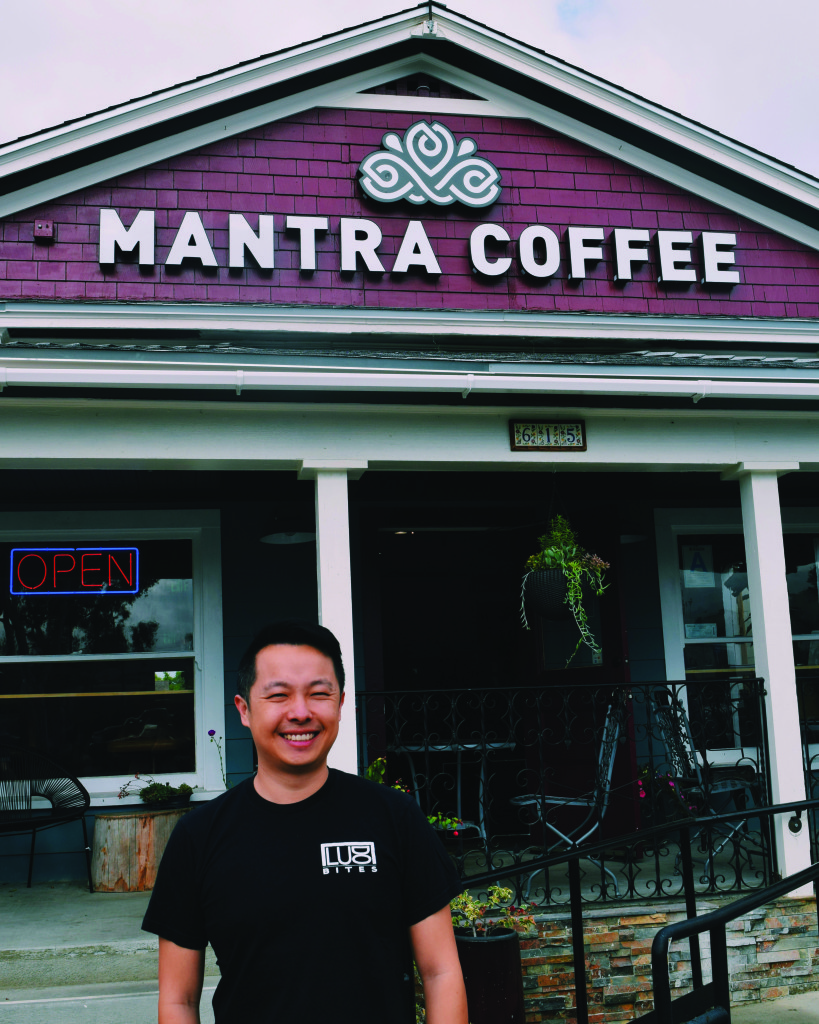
[0,883,217,990]
[1,883,815,1018]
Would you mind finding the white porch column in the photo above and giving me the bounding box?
[725,462,811,882]
[299,460,367,774]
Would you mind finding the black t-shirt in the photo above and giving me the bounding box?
[142,769,463,1024]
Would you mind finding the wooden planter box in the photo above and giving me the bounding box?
[91,807,189,892]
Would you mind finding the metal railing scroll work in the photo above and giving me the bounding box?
[356,678,774,904]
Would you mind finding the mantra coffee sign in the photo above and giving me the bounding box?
[10,547,139,595]
[98,210,741,286]
[97,119,740,287]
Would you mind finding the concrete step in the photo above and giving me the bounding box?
[0,938,218,990]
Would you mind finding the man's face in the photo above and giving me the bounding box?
[234,643,344,776]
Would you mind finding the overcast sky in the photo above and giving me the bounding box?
[2,0,817,177]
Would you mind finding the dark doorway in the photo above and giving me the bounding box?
[353,477,637,846]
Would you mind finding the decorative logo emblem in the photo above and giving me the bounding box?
[358,121,501,208]
[321,841,378,874]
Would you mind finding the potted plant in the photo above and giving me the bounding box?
[117,773,194,809]
[364,758,465,835]
[520,514,609,666]
[450,885,535,1024]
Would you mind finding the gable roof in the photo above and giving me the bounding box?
[2,2,819,249]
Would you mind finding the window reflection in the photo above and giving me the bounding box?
[679,533,819,648]
[785,536,819,636]
[683,642,755,675]
[0,540,193,656]
[679,535,750,640]
[0,659,195,777]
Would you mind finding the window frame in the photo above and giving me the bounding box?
[0,509,225,805]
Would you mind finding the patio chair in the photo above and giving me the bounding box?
[650,688,762,870]
[510,693,626,896]
[0,745,93,891]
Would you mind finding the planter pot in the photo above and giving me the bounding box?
[523,569,572,621]
[92,806,190,892]
[455,928,526,1024]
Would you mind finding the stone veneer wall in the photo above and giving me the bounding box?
[519,897,818,1022]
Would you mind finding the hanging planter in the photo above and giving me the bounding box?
[520,568,572,621]
[519,515,609,667]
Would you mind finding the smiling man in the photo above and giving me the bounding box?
[142,620,467,1024]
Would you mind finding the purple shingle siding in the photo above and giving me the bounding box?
[2,108,819,315]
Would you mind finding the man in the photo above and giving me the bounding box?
[142,620,467,1024]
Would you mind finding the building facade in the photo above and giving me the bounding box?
[1,4,819,885]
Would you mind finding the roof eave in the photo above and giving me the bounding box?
[1,4,818,229]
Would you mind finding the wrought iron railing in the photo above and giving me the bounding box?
[797,674,819,859]
[462,799,819,1024]
[356,678,773,904]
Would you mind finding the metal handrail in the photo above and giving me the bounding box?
[459,796,819,1024]
[636,859,819,1023]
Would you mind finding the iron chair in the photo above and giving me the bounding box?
[0,745,93,891]
[510,693,626,896]
[651,688,762,871]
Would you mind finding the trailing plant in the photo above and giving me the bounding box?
[520,514,609,667]
[117,774,193,804]
[364,757,464,835]
[450,884,536,937]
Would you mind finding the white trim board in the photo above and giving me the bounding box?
[3,302,819,347]
[4,401,819,472]
[1,14,819,248]
[5,361,819,402]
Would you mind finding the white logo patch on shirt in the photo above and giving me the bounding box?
[321,841,377,874]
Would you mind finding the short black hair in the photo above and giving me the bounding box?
[236,620,345,701]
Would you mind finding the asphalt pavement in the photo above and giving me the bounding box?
[0,980,218,1024]
[0,980,816,1023]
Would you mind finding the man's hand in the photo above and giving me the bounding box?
[158,937,206,1024]
[410,905,468,1024]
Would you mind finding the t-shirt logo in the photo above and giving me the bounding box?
[321,841,377,874]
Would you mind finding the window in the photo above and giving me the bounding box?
[676,531,819,679]
[0,512,224,802]
[657,508,819,761]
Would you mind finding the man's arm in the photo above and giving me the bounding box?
[410,905,468,1024]
[158,937,206,1024]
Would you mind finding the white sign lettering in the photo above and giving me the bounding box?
[229,213,275,269]
[568,226,604,280]
[99,209,155,265]
[470,223,511,276]
[97,209,741,289]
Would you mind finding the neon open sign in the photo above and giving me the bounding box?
[10,547,139,595]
